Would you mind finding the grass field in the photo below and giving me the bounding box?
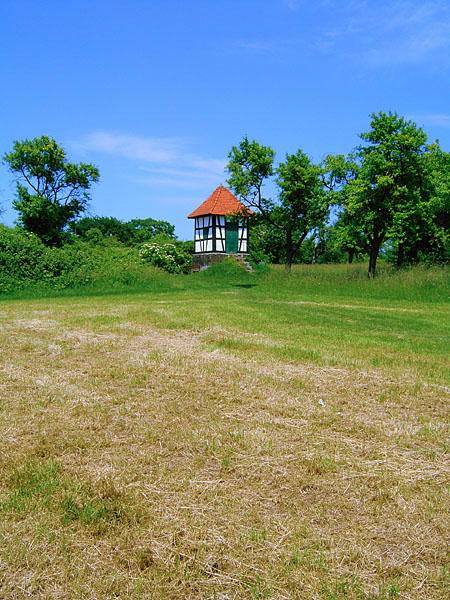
[0,264,449,599]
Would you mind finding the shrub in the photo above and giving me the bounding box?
[0,225,47,292]
[139,239,191,274]
[0,224,165,294]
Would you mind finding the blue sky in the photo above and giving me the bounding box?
[1,0,449,240]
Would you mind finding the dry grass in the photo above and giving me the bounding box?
[0,293,448,599]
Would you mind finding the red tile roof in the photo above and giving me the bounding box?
[187,185,254,218]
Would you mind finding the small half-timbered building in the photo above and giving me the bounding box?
[187,185,253,268]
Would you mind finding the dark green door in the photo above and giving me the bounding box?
[225,222,238,253]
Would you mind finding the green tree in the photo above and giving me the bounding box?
[128,218,175,243]
[326,112,432,277]
[397,143,450,265]
[70,216,176,245]
[298,224,350,264]
[3,136,99,246]
[321,154,367,264]
[332,209,369,264]
[249,221,286,264]
[275,150,328,271]
[227,138,328,272]
[70,216,128,242]
[226,136,275,215]
[426,144,450,263]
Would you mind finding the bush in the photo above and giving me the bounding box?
[0,225,165,294]
[139,239,191,274]
[0,226,48,292]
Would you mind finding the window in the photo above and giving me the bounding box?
[238,219,248,252]
[194,216,213,252]
[215,215,226,252]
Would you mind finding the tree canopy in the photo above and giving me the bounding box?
[275,150,328,270]
[226,136,275,215]
[3,136,99,246]
[70,216,176,245]
[324,111,443,276]
[227,138,328,271]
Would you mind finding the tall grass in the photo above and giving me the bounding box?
[256,263,450,304]
[1,258,449,305]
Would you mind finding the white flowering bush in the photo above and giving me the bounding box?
[139,241,191,274]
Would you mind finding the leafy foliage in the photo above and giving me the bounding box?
[397,143,450,265]
[226,136,275,213]
[139,238,191,273]
[70,216,176,245]
[275,150,328,269]
[227,139,328,271]
[324,112,440,276]
[0,224,161,294]
[249,222,286,264]
[3,136,99,246]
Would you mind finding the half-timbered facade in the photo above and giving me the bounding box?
[188,186,252,268]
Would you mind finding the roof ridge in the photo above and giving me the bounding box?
[214,186,225,212]
[187,185,254,218]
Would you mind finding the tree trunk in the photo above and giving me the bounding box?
[285,230,309,273]
[274,247,281,264]
[368,236,382,278]
[396,242,404,269]
[407,247,418,264]
[285,231,294,274]
[348,249,354,264]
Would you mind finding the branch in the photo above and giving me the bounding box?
[19,167,40,195]
[293,230,309,254]
[59,186,82,205]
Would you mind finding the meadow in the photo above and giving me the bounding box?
[0,264,448,599]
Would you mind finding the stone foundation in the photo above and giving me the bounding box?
[192,253,249,269]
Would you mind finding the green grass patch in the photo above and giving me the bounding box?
[0,458,132,533]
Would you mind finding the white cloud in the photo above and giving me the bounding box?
[319,0,450,67]
[235,1,450,66]
[78,132,181,163]
[186,156,227,174]
[133,174,225,189]
[75,131,227,189]
[139,166,221,180]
